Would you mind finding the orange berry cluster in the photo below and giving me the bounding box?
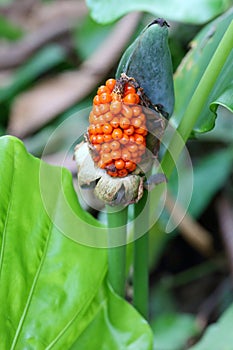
[88,78,148,177]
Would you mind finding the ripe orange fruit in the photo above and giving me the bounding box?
[105,78,116,91]
[123,93,140,104]
[87,77,148,177]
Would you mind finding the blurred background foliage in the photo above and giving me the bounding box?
[0,0,233,348]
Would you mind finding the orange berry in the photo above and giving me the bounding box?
[101,153,112,164]
[96,134,104,144]
[88,124,97,135]
[118,169,128,177]
[131,117,142,128]
[135,126,146,135]
[125,161,137,171]
[95,124,103,134]
[124,125,134,136]
[110,140,120,150]
[102,124,113,134]
[101,143,111,153]
[134,134,144,144]
[111,150,121,159]
[123,93,140,104]
[97,85,111,95]
[119,117,130,129]
[121,148,131,161]
[115,159,125,169]
[122,104,133,119]
[119,134,129,145]
[129,135,135,143]
[90,135,98,144]
[99,103,110,114]
[90,115,98,124]
[132,105,142,116]
[110,100,122,114]
[92,105,101,116]
[105,78,116,91]
[110,117,119,128]
[124,84,136,95]
[112,128,123,140]
[128,143,138,153]
[103,134,112,142]
[138,113,146,122]
[100,93,112,104]
[103,112,113,122]
[93,95,101,105]
[99,115,106,124]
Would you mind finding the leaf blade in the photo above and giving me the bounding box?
[86,0,232,24]
[173,8,233,133]
[0,135,153,349]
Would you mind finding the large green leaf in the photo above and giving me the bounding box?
[0,136,153,349]
[72,282,153,350]
[86,0,231,24]
[173,8,233,133]
[189,303,233,350]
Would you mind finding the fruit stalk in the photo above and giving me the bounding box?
[133,191,149,319]
[107,205,128,297]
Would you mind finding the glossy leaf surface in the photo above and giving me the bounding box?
[0,136,153,349]
[173,8,233,133]
[86,0,231,24]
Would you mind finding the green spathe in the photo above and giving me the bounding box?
[116,19,174,118]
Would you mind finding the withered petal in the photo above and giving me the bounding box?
[74,142,104,187]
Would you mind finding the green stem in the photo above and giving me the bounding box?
[107,205,128,297]
[133,191,149,320]
[162,19,233,178]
